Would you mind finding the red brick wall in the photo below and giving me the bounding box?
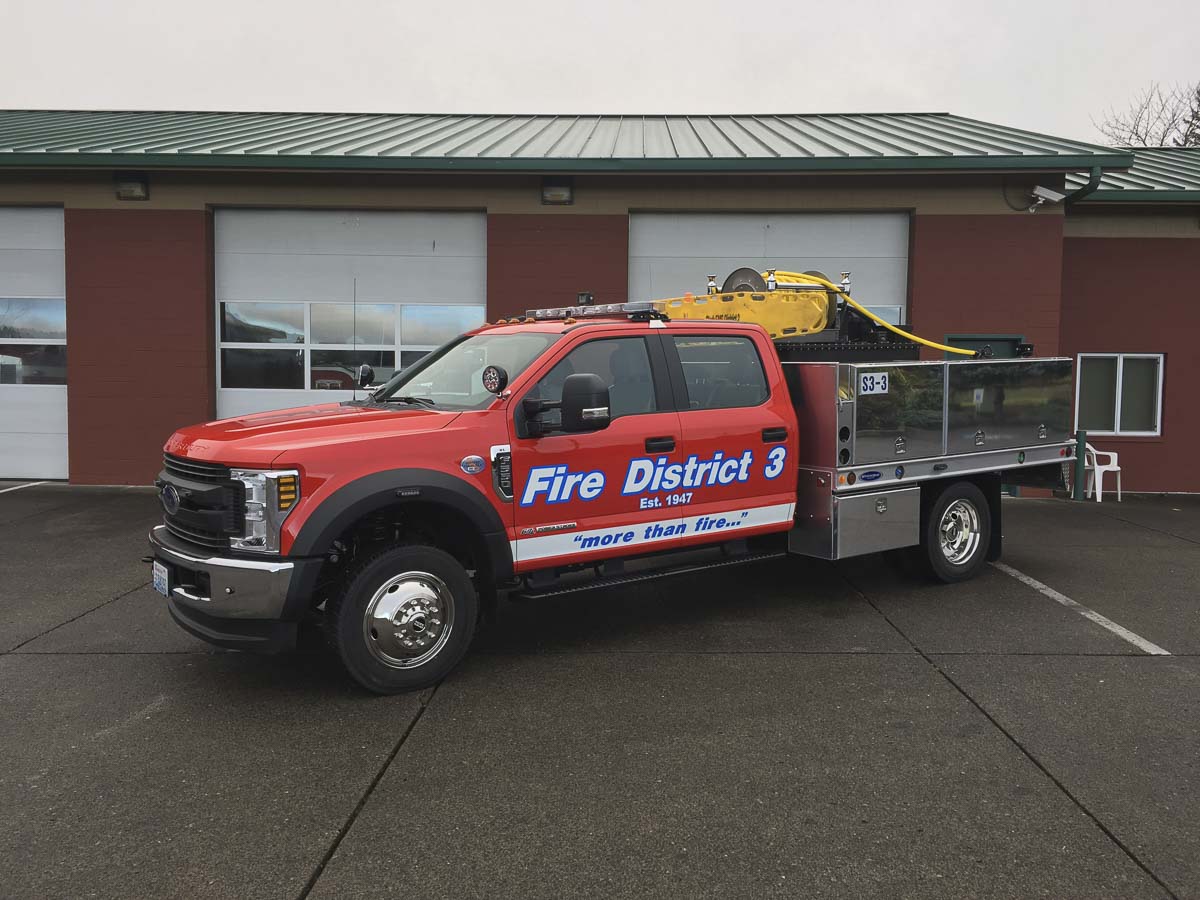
[1061,237,1200,493]
[487,214,628,319]
[909,214,1064,357]
[65,209,213,485]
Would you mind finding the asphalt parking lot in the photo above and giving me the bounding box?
[1,482,1197,899]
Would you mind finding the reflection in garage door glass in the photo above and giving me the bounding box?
[0,344,67,384]
[220,302,305,344]
[0,298,67,339]
[311,350,395,389]
[220,348,304,389]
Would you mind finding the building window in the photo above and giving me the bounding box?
[1075,353,1163,437]
[216,301,485,391]
[0,298,67,385]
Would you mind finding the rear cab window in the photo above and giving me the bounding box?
[671,334,769,410]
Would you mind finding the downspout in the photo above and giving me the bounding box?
[1064,166,1103,204]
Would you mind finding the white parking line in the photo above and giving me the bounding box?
[0,481,46,495]
[992,562,1171,656]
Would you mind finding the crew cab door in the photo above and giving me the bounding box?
[662,329,799,548]
[509,332,684,570]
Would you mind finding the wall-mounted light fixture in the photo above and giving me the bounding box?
[114,172,149,201]
[541,176,573,205]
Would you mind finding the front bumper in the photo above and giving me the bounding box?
[148,525,321,652]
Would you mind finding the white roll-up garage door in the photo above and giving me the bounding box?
[0,208,68,479]
[215,209,486,419]
[628,212,910,324]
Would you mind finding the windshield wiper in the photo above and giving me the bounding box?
[382,395,437,408]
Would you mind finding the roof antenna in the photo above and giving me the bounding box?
[352,277,358,400]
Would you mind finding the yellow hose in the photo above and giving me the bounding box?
[769,270,979,357]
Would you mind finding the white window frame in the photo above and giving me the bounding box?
[1074,352,1164,437]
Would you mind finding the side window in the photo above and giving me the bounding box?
[528,337,657,429]
[673,335,769,410]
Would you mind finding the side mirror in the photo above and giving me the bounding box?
[560,373,611,432]
[357,363,375,388]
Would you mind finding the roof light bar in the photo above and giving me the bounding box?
[524,300,656,321]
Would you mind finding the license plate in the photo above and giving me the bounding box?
[152,560,170,597]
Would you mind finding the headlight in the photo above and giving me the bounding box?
[230,469,300,553]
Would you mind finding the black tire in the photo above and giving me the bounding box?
[327,544,478,694]
[920,481,991,584]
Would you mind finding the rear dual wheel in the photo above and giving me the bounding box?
[887,481,991,583]
[924,481,990,583]
[327,544,478,694]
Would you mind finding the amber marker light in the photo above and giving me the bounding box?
[277,474,299,510]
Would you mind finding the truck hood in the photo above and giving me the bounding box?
[164,402,460,466]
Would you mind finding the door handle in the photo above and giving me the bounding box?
[762,427,788,443]
[645,436,676,453]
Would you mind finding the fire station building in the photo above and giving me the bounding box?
[0,111,1196,490]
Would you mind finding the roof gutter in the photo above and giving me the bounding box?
[1064,166,1103,204]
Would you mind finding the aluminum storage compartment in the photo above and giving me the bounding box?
[789,468,920,560]
[946,359,1073,454]
[782,358,1074,471]
[845,362,945,465]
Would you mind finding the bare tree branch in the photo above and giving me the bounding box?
[1093,81,1200,147]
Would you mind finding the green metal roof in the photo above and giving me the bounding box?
[1068,147,1200,203]
[0,110,1132,173]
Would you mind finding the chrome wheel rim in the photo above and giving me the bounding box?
[363,571,454,669]
[939,499,981,566]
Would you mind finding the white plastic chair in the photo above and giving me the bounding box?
[1084,443,1122,502]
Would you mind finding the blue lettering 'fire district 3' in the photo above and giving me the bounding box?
[511,447,792,563]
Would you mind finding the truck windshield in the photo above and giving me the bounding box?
[371,332,559,410]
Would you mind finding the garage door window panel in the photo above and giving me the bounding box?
[311,303,395,346]
[220,348,304,390]
[0,343,67,385]
[0,297,67,385]
[311,349,395,389]
[672,335,769,410]
[1075,353,1163,437]
[402,305,485,345]
[221,302,304,344]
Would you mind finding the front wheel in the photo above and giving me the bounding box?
[921,482,991,583]
[327,544,478,694]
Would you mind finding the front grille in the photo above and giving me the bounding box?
[164,453,229,484]
[159,453,244,550]
[164,517,230,551]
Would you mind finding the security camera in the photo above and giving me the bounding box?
[1027,185,1067,213]
[1032,185,1066,204]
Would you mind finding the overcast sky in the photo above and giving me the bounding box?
[3,0,1196,144]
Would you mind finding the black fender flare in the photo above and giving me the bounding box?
[289,468,513,582]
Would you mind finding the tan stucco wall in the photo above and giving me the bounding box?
[0,170,1063,216]
[1064,207,1200,238]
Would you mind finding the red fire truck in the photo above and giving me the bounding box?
[149,271,1073,693]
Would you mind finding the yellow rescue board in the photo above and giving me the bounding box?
[653,290,831,339]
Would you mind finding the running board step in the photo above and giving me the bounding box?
[511,550,786,601]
